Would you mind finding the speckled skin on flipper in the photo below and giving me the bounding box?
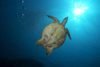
[36,15,71,55]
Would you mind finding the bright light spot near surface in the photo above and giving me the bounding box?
[73,2,88,16]
[66,1,88,21]
[74,8,84,15]
[74,17,76,20]
[72,2,88,20]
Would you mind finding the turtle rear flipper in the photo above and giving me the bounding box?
[36,39,43,46]
[46,47,53,55]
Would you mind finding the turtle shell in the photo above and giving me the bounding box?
[41,22,66,49]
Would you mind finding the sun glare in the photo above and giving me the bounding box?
[74,8,84,15]
[73,2,88,16]
[74,17,76,20]
[72,2,88,20]
[67,1,88,21]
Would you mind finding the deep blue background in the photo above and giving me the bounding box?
[0,0,100,67]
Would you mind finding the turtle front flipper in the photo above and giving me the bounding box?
[46,47,53,55]
[65,28,71,40]
[47,15,59,23]
[36,38,43,46]
[61,17,68,26]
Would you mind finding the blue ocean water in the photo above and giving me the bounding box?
[0,0,100,67]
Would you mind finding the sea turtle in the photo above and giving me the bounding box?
[36,15,71,55]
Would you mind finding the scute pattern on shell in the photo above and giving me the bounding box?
[42,22,66,49]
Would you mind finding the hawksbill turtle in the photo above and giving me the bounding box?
[36,15,71,55]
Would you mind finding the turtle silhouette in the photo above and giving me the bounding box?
[36,15,71,55]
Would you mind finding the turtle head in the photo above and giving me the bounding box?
[61,17,68,26]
